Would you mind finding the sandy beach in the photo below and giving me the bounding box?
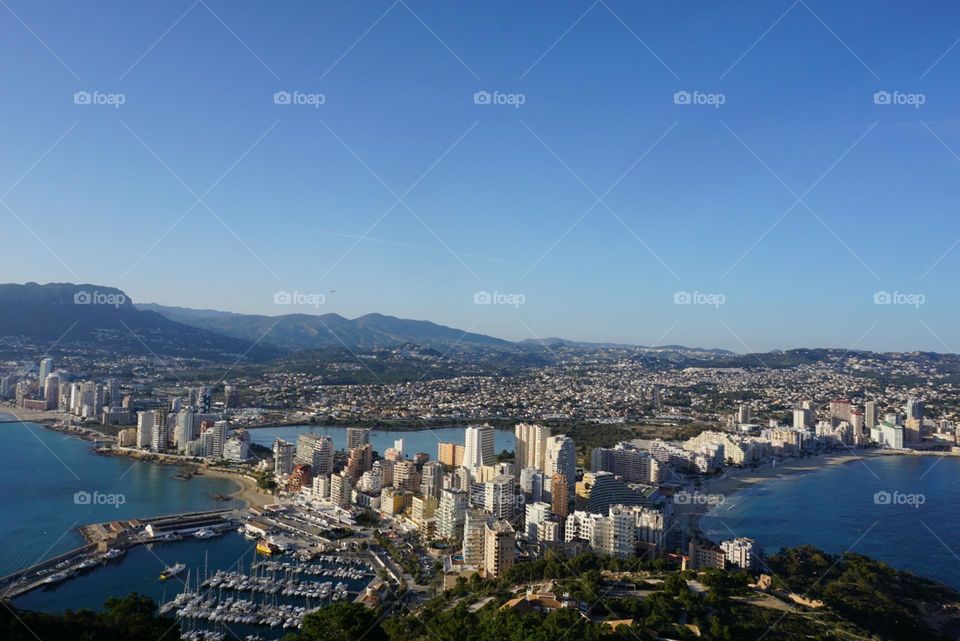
[198,466,274,508]
[676,450,892,534]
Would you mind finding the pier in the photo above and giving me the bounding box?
[0,508,238,600]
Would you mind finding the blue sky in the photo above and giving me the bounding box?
[2,0,960,352]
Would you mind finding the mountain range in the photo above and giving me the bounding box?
[0,283,735,362]
[0,283,281,361]
[136,303,511,351]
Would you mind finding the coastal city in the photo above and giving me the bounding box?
[5,2,960,640]
[1,346,957,639]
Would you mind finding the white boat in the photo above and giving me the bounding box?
[44,571,72,584]
[193,528,221,539]
[103,548,125,560]
[160,562,186,580]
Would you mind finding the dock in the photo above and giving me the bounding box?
[0,508,238,600]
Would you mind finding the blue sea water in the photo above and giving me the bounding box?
[0,421,242,577]
[700,455,960,590]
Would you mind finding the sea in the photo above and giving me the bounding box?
[700,454,960,591]
[0,420,511,620]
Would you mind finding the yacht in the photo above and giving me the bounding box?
[160,562,186,580]
[103,548,125,560]
[44,571,72,585]
[193,528,220,539]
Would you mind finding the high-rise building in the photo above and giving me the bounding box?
[483,520,515,578]
[438,488,468,542]
[590,442,663,484]
[37,358,53,397]
[346,427,370,450]
[483,474,515,520]
[544,435,575,497]
[519,468,544,503]
[208,421,229,459]
[0,376,12,399]
[437,442,465,467]
[586,471,644,514]
[420,461,444,498]
[295,433,335,476]
[393,460,420,492]
[173,409,196,451]
[287,464,312,493]
[736,404,752,424]
[514,423,550,471]
[105,379,120,406]
[592,506,636,559]
[524,502,552,542]
[864,401,877,429]
[550,473,569,519]
[462,510,488,567]
[464,425,495,469]
[345,443,373,481]
[331,471,352,507]
[720,537,762,570]
[829,400,852,426]
[223,385,240,408]
[273,438,295,475]
[43,374,59,410]
[906,398,924,421]
[223,431,250,461]
[136,411,158,450]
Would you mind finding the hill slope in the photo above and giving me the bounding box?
[0,283,282,361]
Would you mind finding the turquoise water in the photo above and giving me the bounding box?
[701,455,960,590]
[247,424,515,457]
[0,421,242,577]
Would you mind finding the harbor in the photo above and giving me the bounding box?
[0,509,237,599]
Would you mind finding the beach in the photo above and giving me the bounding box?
[198,466,274,508]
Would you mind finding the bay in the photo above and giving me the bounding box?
[701,455,960,590]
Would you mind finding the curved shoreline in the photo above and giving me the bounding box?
[678,450,889,535]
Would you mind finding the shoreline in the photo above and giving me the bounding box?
[0,410,273,511]
[678,449,892,536]
[197,466,273,508]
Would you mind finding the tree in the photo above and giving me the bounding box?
[291,603,387,641]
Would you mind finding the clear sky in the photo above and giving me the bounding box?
[2,0,960,352]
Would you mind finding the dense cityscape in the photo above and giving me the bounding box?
[2,336,959,639]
